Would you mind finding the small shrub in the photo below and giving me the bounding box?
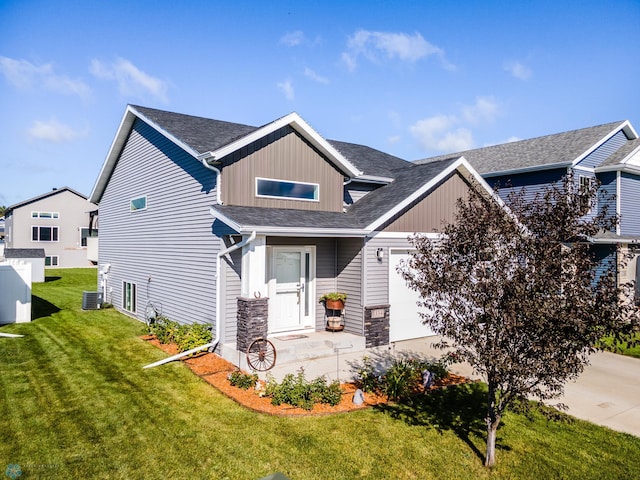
[176,323,212,352]
[228,370,258,390]
[356,356,383,394]
[264,369,343,411]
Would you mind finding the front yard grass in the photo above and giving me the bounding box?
[1,268,639,479]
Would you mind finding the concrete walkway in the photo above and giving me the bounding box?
[265,335,640,437]
[554,351,640,437]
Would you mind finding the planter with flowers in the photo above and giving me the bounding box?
[320,292,347,331]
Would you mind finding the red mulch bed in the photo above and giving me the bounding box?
[142,335,468,416]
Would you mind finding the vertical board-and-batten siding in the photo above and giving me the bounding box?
[620,172,640,235]
[382,172,471,233]
[99,119,221,326]
[222,126,344,212]
[576,130,629,169]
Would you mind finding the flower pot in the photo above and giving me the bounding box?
[325,299,345,310]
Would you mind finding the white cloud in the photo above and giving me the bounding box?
[504,61,532,80]
[342,29,450,71]
[410,114,474,152]
[277,79,295,100]
[28,118,88,143]
[303,67,329,84]
[90,57,168,102]
[0,56,91,98]
[462,96,500,125]
[387,135,401,145]
[280,30,305,46]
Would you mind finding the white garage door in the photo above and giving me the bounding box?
[389,250,435,342]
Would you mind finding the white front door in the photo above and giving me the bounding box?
[269,247,315,332]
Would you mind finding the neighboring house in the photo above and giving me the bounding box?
[3,187,98,268]
[89,105,506,366]
[417,120,640,299]
[0,215,5,241]
[3,248,45,283]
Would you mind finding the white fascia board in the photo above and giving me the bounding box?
[209,206,242,233]
[353,175,395,184]
[89,105,202,204]
[368,231,442,240]
[481,161,571,178]
[571,121,635,168]
[365,157,505,232]
[200,112,363,178]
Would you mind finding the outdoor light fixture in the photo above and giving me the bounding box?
[376,248,384,261]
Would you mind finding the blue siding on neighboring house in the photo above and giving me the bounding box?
[596,171,617,229]
[592,244,617,286]
[620,172,640,235]
[576,130,628,169]
[486,168,567,203]
[99,119,221,327]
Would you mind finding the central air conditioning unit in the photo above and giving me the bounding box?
[82,291,102,310]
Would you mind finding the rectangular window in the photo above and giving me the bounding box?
[32,226,59,242]
[579,176,594,213]
[123,281,137,313]
[45,256,59,267]
[31,211,59,219]
[80,228,98,247]
[256,177,319,202]
[130,196,147,212]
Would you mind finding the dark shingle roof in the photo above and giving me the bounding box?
[132,105,260,155]
[327,140,412,179]
[416,121,625,174]
[4,248,45,258]
[132,106,412,179]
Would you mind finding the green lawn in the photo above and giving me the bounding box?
[1,268,639,479]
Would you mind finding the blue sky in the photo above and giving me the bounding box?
[1,0,639,207]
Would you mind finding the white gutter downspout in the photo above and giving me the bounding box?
[199,155,222,205]
[143,231,257,369]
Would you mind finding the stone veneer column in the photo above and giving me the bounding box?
[364,304,390,348]
[236,297,269,354]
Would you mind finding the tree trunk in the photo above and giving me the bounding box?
[485,384,501,467]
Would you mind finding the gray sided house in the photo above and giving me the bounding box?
[4,187,98,268]
[417,120,640,298]
[90,105,503,366]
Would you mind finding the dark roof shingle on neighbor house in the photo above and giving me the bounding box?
[6,187,88,215]
[4,248,46,259]
[415,121,626,174]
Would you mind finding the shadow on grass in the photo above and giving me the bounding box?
[31,295,60,320]
[374,382,509,463]
[44,276,61,282]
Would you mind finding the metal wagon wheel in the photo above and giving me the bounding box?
[246,338,277,371]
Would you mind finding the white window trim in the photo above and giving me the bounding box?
[31,211,60,219]
[122,281,137,313]
[31,225,59,242]
[255,177,320,202]
[130,195,148,212]
[45,255,59,267]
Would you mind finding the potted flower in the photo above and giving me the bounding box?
[320,292,347,311]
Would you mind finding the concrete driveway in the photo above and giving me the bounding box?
[554,351,640,437]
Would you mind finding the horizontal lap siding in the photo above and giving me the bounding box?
[577,130,628,169]
[620,173,640,235]
[364,236,413,306]
[99,119,220,326]
[336,238,364,335]
[486,168,567,204]
[597,171,617,230]
[222,248,242,344]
